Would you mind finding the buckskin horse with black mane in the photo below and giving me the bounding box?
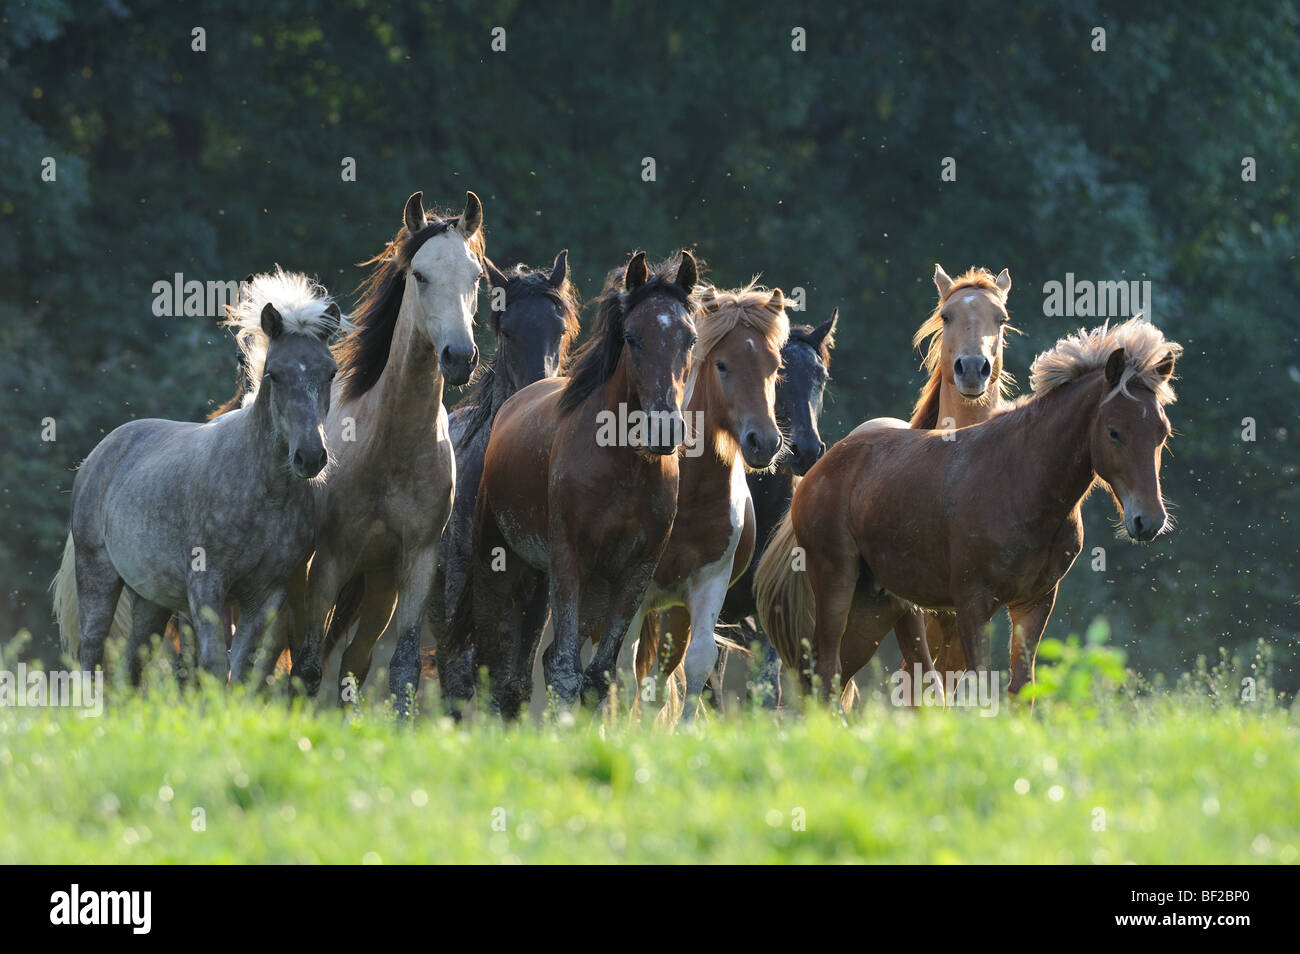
[757,317,1181,702]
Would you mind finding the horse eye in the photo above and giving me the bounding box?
[940,313,951,324]
[413,271,428,285]
[716,360,729,374]
[1108,427,1121,443]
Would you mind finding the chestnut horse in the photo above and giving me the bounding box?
[455,251,700,716]
[898,264,1016,676]
[627,282,789,719]
[756,317,1181,700]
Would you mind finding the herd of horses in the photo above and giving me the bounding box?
[51,190,1184,719]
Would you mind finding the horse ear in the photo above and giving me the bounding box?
[676,250,698,294]
[933,263,954,297]
[403,192,426,234]
[1154,349,1176,382]
[995,268,1012,294]
[549,249,569,288]
[261,303,283,340]
[323,301,342,331]
[768,288,785,313]
[810,309,838,351]
[484,257,510,292]
[458,191,483,238]
[1105,348,1126,388]
[625,251,649,291]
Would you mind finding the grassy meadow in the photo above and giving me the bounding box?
[0,633,1295,864]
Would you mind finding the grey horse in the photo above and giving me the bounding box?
[53,269,342,683]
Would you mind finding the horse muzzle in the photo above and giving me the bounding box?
[440,344,479,387]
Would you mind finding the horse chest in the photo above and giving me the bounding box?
[652,458,748,595]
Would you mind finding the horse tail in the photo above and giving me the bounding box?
[52,532,79,659]
[754,509,815,674]
[633,612,659,689]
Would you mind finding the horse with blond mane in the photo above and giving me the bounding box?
[757,317,1181,700]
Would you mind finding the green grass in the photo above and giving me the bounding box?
[1,653,1296,863]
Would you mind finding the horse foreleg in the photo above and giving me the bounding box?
[894,607,944,706]
[388,548,437,714]
[229,590,287,684]
[337,571,396,702]
[581,564,656,708]
[805,555,859,703]
[1008,587,1057,695]
[679,573,731,719]
[125,592,170,688]
[295,554,348,697]
[953,595,998,677]
[543,546,585,707]
[185,574,229,683]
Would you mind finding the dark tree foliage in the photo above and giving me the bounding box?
[2,1,1295,688]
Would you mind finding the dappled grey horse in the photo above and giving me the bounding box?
[53,269,341,682]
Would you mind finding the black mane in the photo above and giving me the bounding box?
[336,216,466,403]
[558,266,690,415]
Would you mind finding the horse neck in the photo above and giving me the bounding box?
[369,289,446,435]
[937,349,1004,428]
[679,367,738,495]
[242,383,294,492]
[987,373,1101,523]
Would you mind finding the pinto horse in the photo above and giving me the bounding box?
[626,282,789,718]
[456,251,700,716]
[756,317,1181,700]
[715,309,837,706]
[287,191,485,707]
[52,270,342,682]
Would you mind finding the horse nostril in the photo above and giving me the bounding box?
[980,358,991,378]
[293,450,306,472]
[1133,515,1145,536]
[954,358,964,376]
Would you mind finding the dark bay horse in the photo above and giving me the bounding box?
[625,282,789,719]
[53,270,342,682]
[323,250,581,702]
[756,317,1182,700]
[456,251,700,716]
[715,309,837,706]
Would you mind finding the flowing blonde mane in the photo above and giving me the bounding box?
[910,267,1015,425]
[689,280,790,399]
[222,266,340,407]
[1029,316,1182,405]
[687,281,790,464]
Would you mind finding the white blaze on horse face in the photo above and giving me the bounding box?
[408,230,481,353]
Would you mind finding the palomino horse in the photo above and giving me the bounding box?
[53,269,342,682]
[324,250,581,702]
[756,317,1181,700]
[898,264,1016,676]
[715,309,837,706]
[455,251,700,716]
[627,283,789,718]
[287,191,485,706]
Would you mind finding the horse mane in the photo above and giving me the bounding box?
[787,323,834,369]
[220,267,339,408]
[558,255,697,415]
[457,263,582,436]
[1029,316,1182,406]
[335,212,486,404]
[909,267,1015,427]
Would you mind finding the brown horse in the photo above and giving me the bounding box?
[756,317,1181,701]
[626,282,789,719]
[900,264,1016,676]
[454,251,700,716]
